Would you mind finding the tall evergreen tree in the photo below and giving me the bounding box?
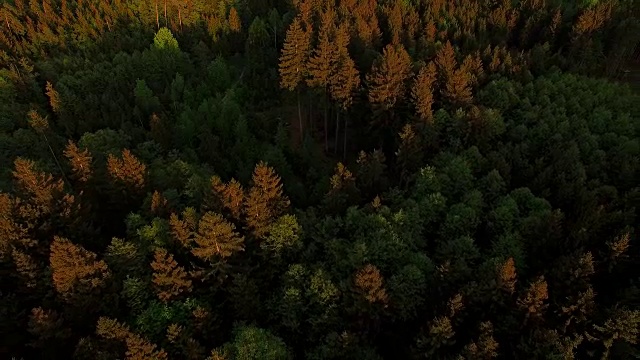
[279,17,311,140]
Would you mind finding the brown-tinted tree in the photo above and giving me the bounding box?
[244,162,290,238]
[517,276,548,323]
[228,7,241,33]
[354,264,389,305]
[96,317,168,360]
[329,24,360,157]
[367,43,412,113]
[307,7,338,151]
[63,140,92,184]
[279,17,311,139]
[107,149,146,193]
[412,62,437,122]
[49,236,110,303]
[193,212,244,264]
[207,176,244,221]
[169,208,197,248]
[151,247,192,302]
[12,157,74,222]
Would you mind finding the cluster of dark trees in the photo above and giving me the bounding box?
[0,0,639,359]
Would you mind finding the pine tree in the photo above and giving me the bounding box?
[412,62,437,122]
[96,317,168,360]
[193,212,244,264]
[435,41,457,78]
[208,176,244,221]
[45,81,61,114]
[150,190,168,216]
[107,149,146,193]
[307,8,337,90]
[279,17,311,139]
[443,67,473,107]
[49,236,110,303]
[354,264,389,305]
[151,248,192,302]
[12,157,70,220]
[517,276,548,322]
[497,257,517,294]
[245,162,290,238]
[63,140,92,183]
[307,7,338,152]
[367,43,412,112]
[169,208,197,247]
[228,7,241,33]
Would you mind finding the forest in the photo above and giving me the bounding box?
[0,0,639,359]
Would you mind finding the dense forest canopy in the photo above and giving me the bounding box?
[0,0,639,359]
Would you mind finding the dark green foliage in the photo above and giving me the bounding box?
[0,1,638,360]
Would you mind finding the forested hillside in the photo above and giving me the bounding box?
[0,0,639,359]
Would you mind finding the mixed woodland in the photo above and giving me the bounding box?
[0,0,639,358]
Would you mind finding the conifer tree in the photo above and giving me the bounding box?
[49,236,110,303]
[45,81,61,114]
[329,25,360,157]
[517,276,548,322]
[279,17,311,139]
[63,140,92,184]
[245,162,290,238]
[12,157,72,221]
[354,264,389,305]
[228,7,241,33]
[151,247,192,302]
[208,176,244,221]
[193,212,244,264]
[412,62,438,122]
[367,43,412,112]
[435,41,457,78]
[96,317,168,360]
[150,190,169,216]
[169,208,198,248]
[443,68,473,107]
[107,149,146,193]
[307,7,338,151]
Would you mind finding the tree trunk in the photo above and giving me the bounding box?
[178,7,182,31]
[334,110,340,154]
[343,115,347,160]
[308,94,313,136]
[155,1,159,29]
[43,133,70,188]
[164,0,168,27]
[297,90,303,142]
[324,97,328,152]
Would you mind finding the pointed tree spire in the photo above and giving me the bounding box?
[244,162,290,238]
[279,17,311,139]
[306,7,337,90]
[412,62,438,122]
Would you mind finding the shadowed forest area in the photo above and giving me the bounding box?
[0,0,639,359]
